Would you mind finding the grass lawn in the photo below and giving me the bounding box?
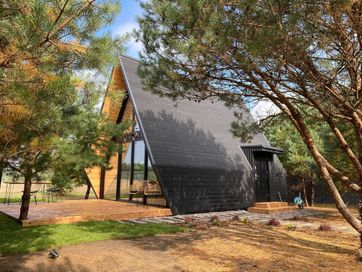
[0,213,185,255]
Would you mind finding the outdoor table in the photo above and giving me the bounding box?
[2,181,51,205]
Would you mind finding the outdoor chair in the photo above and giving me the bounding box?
[29,190,39,205]
[128,183,145,206]
[20,189,39,205]
[46,187,61,203]
[143,180,162,206]
[21,184,41,205]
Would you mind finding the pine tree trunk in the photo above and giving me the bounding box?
[302,176,309,207]
[310,173,315,207]
[359,201,362,260]
[84,184,91,199]
[19,174,32,221]
[0,161,3,190]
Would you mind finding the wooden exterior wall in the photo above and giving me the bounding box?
[85,65,132,198]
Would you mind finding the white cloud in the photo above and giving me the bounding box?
[112,21,143,58]
[250,100,280,121]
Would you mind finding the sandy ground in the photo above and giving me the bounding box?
[0,221,361,272]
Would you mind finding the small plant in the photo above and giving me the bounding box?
[318,223,333,231]
[286,223,297,231]
[292,215,302,221]
[267,218,280,226]
[232,215,240,221]
[210,215,221,226]
[240,217,249,224]
[184,217,195,228]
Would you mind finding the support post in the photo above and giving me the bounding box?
[129,111,136,201]
[143,149,148,205]
[0,161,3,190]
[99,167,105,199]
[116,150,122,201]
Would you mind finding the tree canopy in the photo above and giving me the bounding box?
[136,0,362,249]
[0,0,125,220]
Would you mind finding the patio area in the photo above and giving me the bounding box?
[0,199,172,227]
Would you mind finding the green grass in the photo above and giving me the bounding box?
[0,213,185,255]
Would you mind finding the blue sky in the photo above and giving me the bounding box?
[107,0,144,59]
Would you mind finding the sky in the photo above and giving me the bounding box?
[109,0,144,59]
[106,0,276,121]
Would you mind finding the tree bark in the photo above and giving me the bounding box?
[84,184,91,199]
[0,161,3,190]
[19,174,32,221]
[359,201,362,260]
[301,175,309,207]
[310,173,315,207]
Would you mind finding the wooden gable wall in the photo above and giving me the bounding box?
[85,65,133,198]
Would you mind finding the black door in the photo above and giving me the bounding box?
[254,152,270,202]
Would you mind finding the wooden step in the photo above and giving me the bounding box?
[254,202,288,209]
[248,205,296,214]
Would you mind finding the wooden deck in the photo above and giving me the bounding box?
[0,199,172,227]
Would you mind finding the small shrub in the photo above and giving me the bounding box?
[240,217,249,224]
[184,217,195,228]
[318,223,332,231]
[232,215,240,221]
[210,215,221,226]
[292,215,302,221]
[267,218,280,226]
[286,223,297,231]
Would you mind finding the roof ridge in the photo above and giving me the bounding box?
[120,54,140,63]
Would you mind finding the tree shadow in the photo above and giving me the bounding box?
[127,223,358,269]
[139,110,254,214]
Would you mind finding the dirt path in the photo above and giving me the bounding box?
[1,222,361,272]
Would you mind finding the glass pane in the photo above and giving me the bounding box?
[133,141,145,197]
[120,143,132,199]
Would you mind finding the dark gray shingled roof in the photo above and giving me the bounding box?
[120,55,255,170]
[119,55,286,214]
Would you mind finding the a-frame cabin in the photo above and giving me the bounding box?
[86,55,287,215]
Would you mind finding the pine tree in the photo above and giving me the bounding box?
[137,0,362,256]
[0,0,124,220]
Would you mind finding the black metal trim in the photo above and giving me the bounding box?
[142,149,148,205]
[241,144,283,154]
[99,167,105,199]
[116,150,122,201]
[128,111,136,201]
[116,93,129,124]
[119,57,173,212]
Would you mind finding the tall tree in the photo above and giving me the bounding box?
[0,0,124,220]
[263,116,322,206]
[136,0,362,256]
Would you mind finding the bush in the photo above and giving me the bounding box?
[184,217,195,228]
[292,215,302,221]
[286,223,297,231]
[267,218,280,226]
[240,217,249,224]
[232,215,240,221]
[318,224,333,231]
[210,215,221,226]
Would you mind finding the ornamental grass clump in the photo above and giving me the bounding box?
[240,217,249,224]
[286,223,297,231]
[184,217,195,228]
[267,218,280,226]
[210,215,221,226]
[318,224,333,231]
